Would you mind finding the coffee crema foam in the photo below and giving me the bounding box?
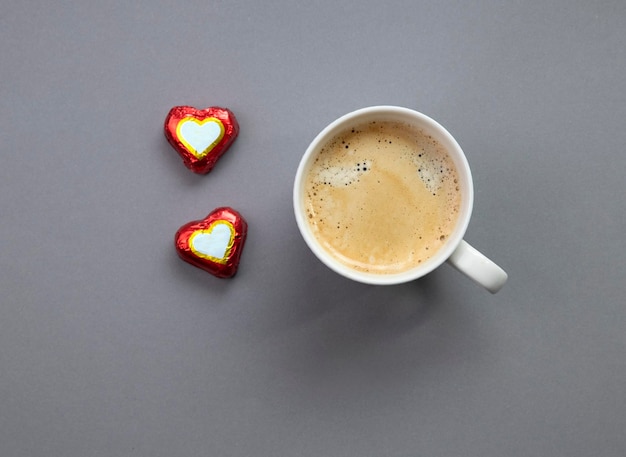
[304,120,461,274]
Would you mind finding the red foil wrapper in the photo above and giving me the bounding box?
[175,207,248,278]
[164,106,239,174]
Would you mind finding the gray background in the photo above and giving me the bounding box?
[1,1,625,456]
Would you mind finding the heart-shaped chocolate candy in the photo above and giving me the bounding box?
[164,106,239,174]
[175,207,247,278]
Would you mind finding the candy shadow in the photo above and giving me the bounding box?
[166,245,232,298]
[157,138,211,188]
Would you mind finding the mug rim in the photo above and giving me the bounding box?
[293,105,474,285]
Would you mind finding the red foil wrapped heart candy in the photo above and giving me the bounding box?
[175,207,248,278]
[164,106,239,174]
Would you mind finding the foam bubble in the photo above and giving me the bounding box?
[400,138,455,195]
[312,160,372,187]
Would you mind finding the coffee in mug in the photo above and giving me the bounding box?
[303,120,461,275]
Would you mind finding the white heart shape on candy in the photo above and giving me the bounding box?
[189,222,234,262]
[177,117,224,157]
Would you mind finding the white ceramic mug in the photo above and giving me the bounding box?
[293,106,507,293]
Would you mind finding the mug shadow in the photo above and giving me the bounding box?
[270,236,444,334]
[288,269,443,349]
[261,245,489,409]
[269,257,442,354]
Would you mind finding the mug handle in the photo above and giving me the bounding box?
[447,240,508,293]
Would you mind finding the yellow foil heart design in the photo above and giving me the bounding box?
[176,117,225,158]
[188,221,235,264]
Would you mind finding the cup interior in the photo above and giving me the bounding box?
[293,106,474,285]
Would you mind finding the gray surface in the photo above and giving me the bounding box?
[1,1,625,456]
